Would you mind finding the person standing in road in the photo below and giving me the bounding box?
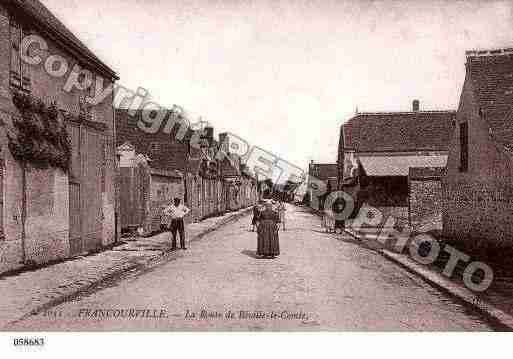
[333,198,346,234]
[322,208,333,233]
[163,197,191,250]
[256,201,280,258]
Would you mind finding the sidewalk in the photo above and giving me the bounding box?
[0,207,252,329]
[345,226,513,331]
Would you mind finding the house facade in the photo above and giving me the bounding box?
[0,0,118,273]
[442,48,513,245]
[217,132,259,210]
[116,113,258,225]
[116,109,201,222]
[338,101,455,225]
[307,162,338,210]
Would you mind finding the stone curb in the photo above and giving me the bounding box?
[379,250,513,331]
[6,207,253,328]
[344,227,513,331]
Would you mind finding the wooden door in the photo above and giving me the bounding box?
[81,128,103,252]
[69,182,82,255]
[68,124,82,256]
[68,124,103,255]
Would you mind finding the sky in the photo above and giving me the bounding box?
[42,0,513,171]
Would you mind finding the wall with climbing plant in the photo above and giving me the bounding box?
[0,3,117,274]
[8,92,71,172]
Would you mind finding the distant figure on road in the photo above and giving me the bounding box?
[333,197,346,234]
[277,201,286,231]
[322,208,335,233]
[163,197,190,250]
[250,200,264,232]
[256,202,280,258]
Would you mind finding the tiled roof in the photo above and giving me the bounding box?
[309,163,338,180]
[342,111,456,152]
[467,50,513,153]
[116,109,196,173]
[9,0,118,79]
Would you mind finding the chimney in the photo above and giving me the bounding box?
[219,132,229,153]
[412,99,420,112]
[204,126,214,146]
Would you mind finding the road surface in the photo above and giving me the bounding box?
[8,205,493,331]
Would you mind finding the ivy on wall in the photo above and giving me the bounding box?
[7,92,71,172]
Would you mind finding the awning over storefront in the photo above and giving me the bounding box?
[358,155,448,177]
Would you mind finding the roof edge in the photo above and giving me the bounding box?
[466,47,513,59]
[342,110,456,125]
[351,110,456,117]
[9,0,119,80]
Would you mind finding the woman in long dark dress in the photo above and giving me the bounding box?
[257,202,280,258]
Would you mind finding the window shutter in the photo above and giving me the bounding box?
[10,18,21,88]
[21,27,32,92]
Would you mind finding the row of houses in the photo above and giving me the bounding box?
[310,46,513,247]
[0,0,258,275]
[116,110,258,235]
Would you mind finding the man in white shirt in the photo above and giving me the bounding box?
[163,197,191,250]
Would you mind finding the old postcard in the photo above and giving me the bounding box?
[1,1,513,350]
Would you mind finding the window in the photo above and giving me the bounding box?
[9,16,31,92]
[459,122,469,172]
[79,95,96,122]
[150,142,160,152]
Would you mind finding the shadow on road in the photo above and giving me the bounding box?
[241,250,275,260]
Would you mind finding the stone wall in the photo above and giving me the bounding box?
[442,182,513,246]
[409,179,443,232]
[442,68,513,248]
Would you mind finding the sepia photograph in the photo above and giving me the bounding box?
[1,0,513,355]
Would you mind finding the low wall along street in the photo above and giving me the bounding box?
[443,183,513,246]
